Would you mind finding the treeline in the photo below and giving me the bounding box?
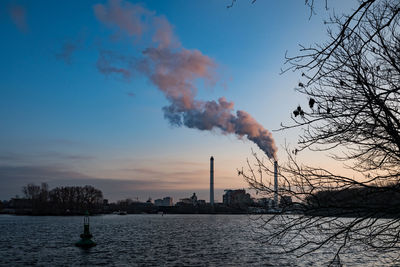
[305,183,400,217]
[14,183,103,215]
[111,198,157,213]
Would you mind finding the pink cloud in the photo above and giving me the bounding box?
[141,46,216,109]
[93,0,151,37]
[152,16,179,48]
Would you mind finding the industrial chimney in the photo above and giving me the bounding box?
[274,160,278,209]
[210,156,214,206]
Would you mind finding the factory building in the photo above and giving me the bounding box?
[256,198,274,209]
[176,193,206,206]
[223,189,252,207]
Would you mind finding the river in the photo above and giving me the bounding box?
[0,214,396,266]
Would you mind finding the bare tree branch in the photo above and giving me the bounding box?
[241,0,400,264]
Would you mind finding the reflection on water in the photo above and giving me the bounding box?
[0,214,397,266]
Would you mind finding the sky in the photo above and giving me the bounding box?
[0,0,356,202]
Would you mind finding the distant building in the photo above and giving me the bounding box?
[223,189,252,207]
[197,200,206,205]
[190,193,197,205]
[178,198,192,205]
[154,197,173,206]
[176,193,206,206]
[257,198,273,209]
[163,197,173,206]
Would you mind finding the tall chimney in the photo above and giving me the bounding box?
[274,160,278,208]
[210,156,214,206]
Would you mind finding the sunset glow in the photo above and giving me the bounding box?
[0,0,355,202]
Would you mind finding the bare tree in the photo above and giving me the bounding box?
[22,183,41,200]
[240,0,400,265]
[48,185,103,213]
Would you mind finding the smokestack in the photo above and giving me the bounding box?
[210,156,214,206]
[274,160,278,209]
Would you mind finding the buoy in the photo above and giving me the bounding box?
[75,211,96,248]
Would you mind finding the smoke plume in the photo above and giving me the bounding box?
[93,0,277,159]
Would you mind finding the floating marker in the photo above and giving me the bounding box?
[75,211,96,248]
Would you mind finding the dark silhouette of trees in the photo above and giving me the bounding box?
[22,183,42,200]
[22,183,50,212]
[20,183,103,214]
[240,0,400,264]
[49,185,103,214]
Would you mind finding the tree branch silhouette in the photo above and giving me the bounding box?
[240,0,400,264]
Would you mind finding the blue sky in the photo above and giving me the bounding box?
[0,0,355,202]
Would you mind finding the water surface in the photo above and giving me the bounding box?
[0,214,396,266]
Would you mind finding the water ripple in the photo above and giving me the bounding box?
[0,214,397,266]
